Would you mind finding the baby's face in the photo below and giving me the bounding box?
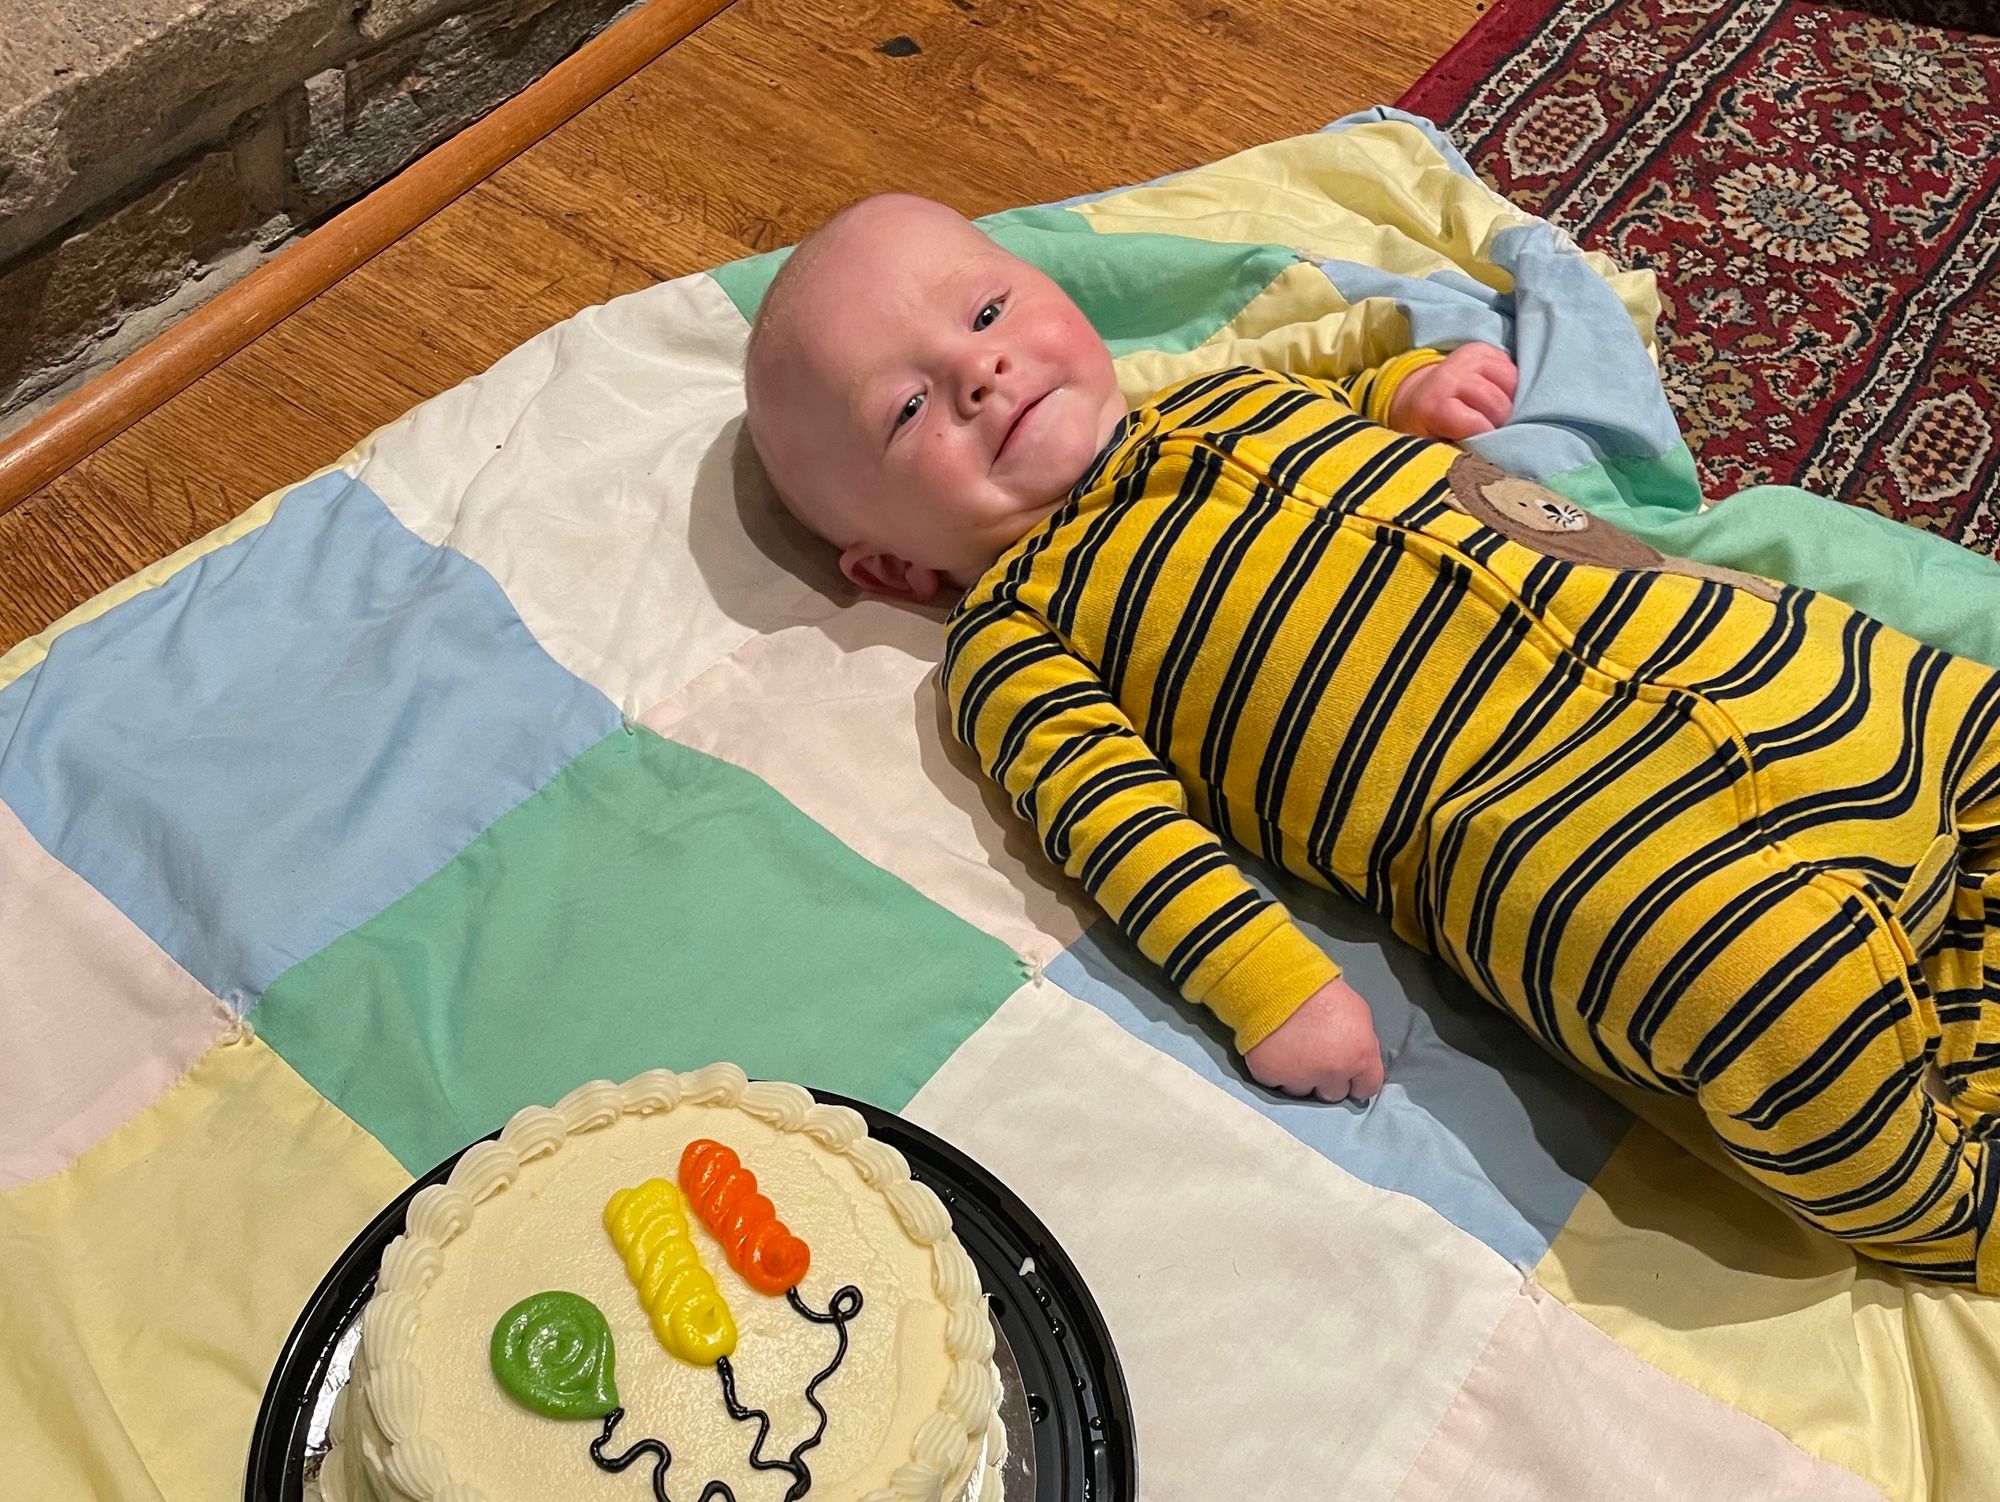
[764,198,1127,593]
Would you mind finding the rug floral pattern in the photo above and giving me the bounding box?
[1413,0,2000,551]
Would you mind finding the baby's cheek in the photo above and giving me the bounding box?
[1062,305,1114,373]
[914,430,977,501]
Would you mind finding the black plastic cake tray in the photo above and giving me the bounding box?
[245,1087,1135,1502]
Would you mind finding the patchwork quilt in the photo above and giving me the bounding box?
[9,108,2000,1502]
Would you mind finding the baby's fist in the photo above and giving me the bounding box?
[1244,977,1385,1104]
[1389,343,1517,441]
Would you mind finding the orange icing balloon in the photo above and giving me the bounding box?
[679,1139,812,1295]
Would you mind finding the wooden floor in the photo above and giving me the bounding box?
[0,0,1484,651]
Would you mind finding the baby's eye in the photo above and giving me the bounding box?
[974,298,1004,330]
[896,393,924,428]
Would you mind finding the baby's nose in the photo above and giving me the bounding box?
[962,352,1009,409]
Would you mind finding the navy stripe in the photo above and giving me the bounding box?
[1099,453,1218,698]
[1740,611,1873,764]
[1728,983,1910,1130]
[1765,648,1945,837]
[1079,803,1183,890]
[1568,571,1648,663]
[1198,512,1352,838]
[1307,558,1467,886]
[1631,580,1730,679]
[1364,590,1526,918]
[1144,477,1286,753]
[1048,450,1165,635]
[1124,847,1236,940]
[1692,588,1814,700]
[1045,762,1182,865]
[1162,889,1269,986]
[1253,536,1407,847]
[993,681,1117,789]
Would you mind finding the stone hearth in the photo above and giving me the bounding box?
[0,0,642,434]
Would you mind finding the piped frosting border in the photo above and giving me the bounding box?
[339,1063,1003,1502]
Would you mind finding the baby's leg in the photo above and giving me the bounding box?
[1679,876,1997,1290]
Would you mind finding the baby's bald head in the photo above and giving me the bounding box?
[741,194,1127,601]
[745,195,962,539]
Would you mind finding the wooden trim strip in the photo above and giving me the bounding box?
[0,0,730,515]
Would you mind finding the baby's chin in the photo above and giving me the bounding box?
[1002,385,1118,496]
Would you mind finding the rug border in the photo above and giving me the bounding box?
[1396,0,1572,121]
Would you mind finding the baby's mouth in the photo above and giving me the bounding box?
[994,393,1047,465]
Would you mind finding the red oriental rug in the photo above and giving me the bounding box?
[1399,0,2000,553]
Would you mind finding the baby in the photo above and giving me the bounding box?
[746,194,2000,1290]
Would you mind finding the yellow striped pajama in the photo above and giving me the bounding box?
[943,364,2000,1288]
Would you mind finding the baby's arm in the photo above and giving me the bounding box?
[944,599,1383,1102]
[1305,344,1518,441]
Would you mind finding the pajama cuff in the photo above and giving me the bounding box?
[1200,918,1343,1055]
[1363,347,1450,428]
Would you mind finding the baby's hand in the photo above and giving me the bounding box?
[1243,977,1385,1104]
[1388,343,1517,440]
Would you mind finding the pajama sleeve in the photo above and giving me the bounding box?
[943,595,1339,1053]
[1298,347,1450,427]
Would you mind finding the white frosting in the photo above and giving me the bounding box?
[322,1068,1003,1502]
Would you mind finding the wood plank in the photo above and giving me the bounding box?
[225,187,662,445]
[492,0,1470,266]
[0,0,1481,650]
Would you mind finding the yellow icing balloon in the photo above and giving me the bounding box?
[603,1178,737,1365]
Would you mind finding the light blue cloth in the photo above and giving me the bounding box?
[1321,222,1688,483]
[1051,859,1630,1268]
[0,470,621,1009]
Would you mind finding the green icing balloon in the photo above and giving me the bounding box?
[490,1291,620,1420]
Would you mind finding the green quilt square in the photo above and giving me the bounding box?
[255,726,1025,1172]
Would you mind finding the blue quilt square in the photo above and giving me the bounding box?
[1048,859,1632,1267]
[0,470,622,1008]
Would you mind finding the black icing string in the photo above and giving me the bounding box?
[588,1407,734,1502]
[586,1285,862,1502]
[787,1283,866,1492]
[712,1285,865,1502]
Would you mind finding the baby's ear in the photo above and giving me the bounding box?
[840,548,942,604]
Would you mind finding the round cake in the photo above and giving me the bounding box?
[320,1064,1006,1502]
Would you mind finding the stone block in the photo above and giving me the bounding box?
[356,0,560,47]
[0,150,257,405]
[0,0,630,427]
[291,0,629,209]
[0,0,357,264]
